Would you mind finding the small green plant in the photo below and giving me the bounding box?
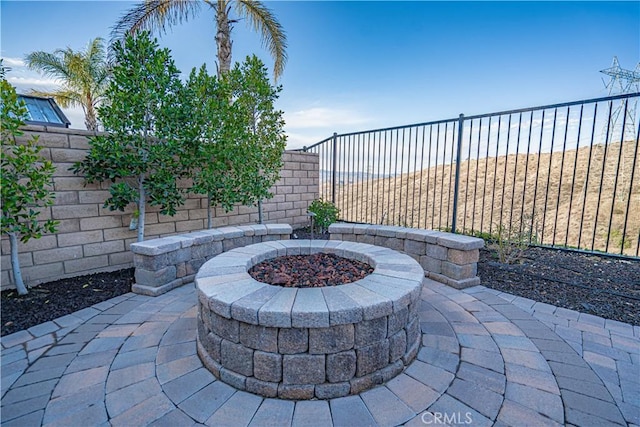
[458,228,500,244]
[460,214,540,264]
[490,214,541,264]
[492,224,527,264]
[1,64,58,294]
[307,199,340,234]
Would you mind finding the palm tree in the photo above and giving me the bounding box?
[24,38,109,131]
[111,0,287,80]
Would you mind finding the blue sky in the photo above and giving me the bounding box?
[1,1,638,148]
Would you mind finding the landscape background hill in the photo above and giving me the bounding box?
[331,140,639,256]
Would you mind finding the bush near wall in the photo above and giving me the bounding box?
[0,125,319,290]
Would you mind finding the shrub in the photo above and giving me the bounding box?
[307,199,340,234]
[461,214,540,264]
[490,214,541,264]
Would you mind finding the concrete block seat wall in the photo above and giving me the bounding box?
[328,223,484,289]
[130,224,293,296]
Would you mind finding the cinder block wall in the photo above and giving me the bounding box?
[1,125,319,290]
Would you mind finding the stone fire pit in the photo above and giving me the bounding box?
[195,239,424,400]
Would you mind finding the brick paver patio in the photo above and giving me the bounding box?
[1,278,638,426]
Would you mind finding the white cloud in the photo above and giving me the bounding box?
[283,105,373,149]
[2,57,25,67]
[285,131,327,150]
[2,57,60,92]
[8,76,60,88]
[285,107,369,130]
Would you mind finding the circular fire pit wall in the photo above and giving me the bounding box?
[195,240,424,400]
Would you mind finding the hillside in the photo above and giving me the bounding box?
[333,140,639,256]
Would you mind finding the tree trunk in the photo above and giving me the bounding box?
[258,200,263,224]
[137,175,145,242]
[207,193,213,229]
[85,103,98,131]
[8,232,28,295]
[215,0,232,76]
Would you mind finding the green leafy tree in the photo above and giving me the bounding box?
[231,55,286,221]
[1,65,58,295]
[185,55,286,227]
[72,32,188,242]
[184,65,239,227]
[112,0,287,80]
[25,37,109,131]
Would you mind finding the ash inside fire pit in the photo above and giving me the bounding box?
[248,252,373,288]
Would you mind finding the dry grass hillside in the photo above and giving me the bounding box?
[333,140,640,256]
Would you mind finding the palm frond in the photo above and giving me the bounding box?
[24,51,72,81]
[85,38,107,69]
[25,38,109,128]
[110,0,201,44]
[236,0,287,80]
[28,89,83,110]
[84,38,110,101]
[65,51,89,85]
[92,68,111,105]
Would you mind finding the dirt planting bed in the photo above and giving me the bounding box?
[478,246,640,325]
[1,268,134,336]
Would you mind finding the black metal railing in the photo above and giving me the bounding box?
[301,93,640,258]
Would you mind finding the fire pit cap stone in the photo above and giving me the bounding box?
[258,287,297,327]
[337,283,393,319]
[321,287,364,325]
[291,287,330,328]
[196,240,424,328]
[209,279,267,318]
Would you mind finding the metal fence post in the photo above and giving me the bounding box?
[331,132,338,205]
[451,114,464,233]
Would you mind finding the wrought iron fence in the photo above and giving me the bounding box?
[301,93,640,258]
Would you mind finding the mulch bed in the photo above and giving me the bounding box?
[249,252,373,288]
[1,268,134,337]
[2,229,638,337]
[478,246,640,326]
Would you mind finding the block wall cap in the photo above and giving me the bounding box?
[264,224,293,235]
[216,226,245,239]
[328,223,353,234]
[131,235,185,255]
[436,234,485,250]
